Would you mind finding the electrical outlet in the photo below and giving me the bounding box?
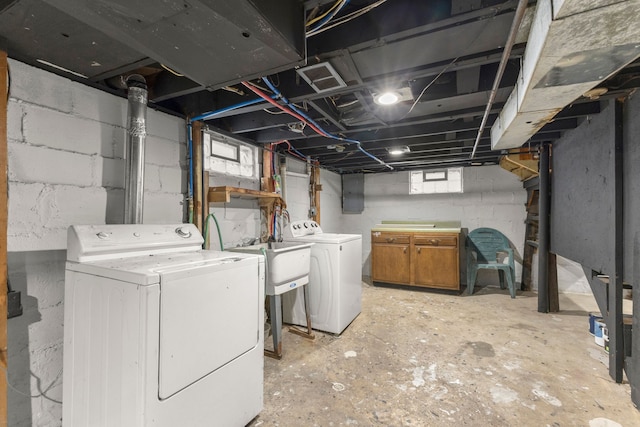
[309,207,317,217]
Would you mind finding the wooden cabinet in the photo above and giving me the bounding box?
[371,233,411,284]
[371,231,460,290]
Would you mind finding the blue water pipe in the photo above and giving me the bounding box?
[191,97,269,122]
[261,77,393,170]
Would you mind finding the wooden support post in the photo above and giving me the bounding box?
[311,166,321,224]
[262,148,273,193]
[192,121,203,232]
[522,184,539,291]
[1,48,9,427]
[203,170,210,248]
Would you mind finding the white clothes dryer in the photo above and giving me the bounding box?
[63,224,264,427]
[282,220,362,334]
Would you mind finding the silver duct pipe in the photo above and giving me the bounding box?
[124,74,148,224]
[470,0,528,159]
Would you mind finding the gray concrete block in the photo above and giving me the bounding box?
[95,157,125,189]
[147,109,184,141]
[451,192,483,205]
[7,182,47,246]
[146,136,181,166]
[481,192,517,204]
[8,183,110,251]
[159,166,186,194]
[23,105,114,156]
[463,204,495,219]
[71,81,127,125]
[8,224,67,251]
[7,101,23,142]
[143,164,162,192]
[8,143,93,186]
[105,188,124,224]
[113,127,127,159]
[142,192,185,223]
[40,185,109,229]
[8,59,73,112]
[492,204,526,220]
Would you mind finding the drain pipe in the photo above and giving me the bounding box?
[124,74,148,224]
[470,0,528,159]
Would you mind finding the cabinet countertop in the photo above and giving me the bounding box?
[371,227,461,233]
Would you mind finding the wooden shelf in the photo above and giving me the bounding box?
[208,186,285,207]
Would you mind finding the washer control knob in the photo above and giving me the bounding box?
[303,222,309,228]
[175,227,192,238]
[96,232,109,240]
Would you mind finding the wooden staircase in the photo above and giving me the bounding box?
[499,149,539,181]
[501,149,558,308]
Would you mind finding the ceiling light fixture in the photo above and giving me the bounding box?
[374,91,400,105]
[373,87,414,106]
[386,146,410,155]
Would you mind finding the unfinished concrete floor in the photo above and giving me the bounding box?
[249,281,640,427]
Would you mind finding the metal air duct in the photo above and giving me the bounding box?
[124,74,147,224]
[491,0,640,150]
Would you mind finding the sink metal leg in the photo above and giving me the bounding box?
[289,285,315,340]
[265,294,283,359]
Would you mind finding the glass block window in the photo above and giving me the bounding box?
[410,167,463,194]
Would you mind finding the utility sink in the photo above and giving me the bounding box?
[229,242,313,296]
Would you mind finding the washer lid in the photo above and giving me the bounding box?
[65,250,257,286]
[157,255,262,399]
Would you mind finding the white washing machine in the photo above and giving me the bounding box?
[63,224,264,427]
[282,220,362,334]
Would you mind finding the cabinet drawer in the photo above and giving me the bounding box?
[371,233,410,244]
[414,235,457,247]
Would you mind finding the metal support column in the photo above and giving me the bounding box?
[609,99,624,382]
[537,144,550,313]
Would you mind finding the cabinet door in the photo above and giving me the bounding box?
[414,245,459,289]
[372,243,411,284]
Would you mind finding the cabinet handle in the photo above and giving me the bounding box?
[386,237,396,243]
[417,247,421,254]
[430,239,439,245]
[403,247,407,254]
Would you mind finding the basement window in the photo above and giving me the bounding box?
[203,130,258,179]
[410,167,463,194]
[211,138,240,162]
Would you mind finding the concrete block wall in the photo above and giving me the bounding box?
[283,157,344,231]
[6,59,187,427]
[318,169,344,233]
[206,156,344,247]
[340,165,528,285]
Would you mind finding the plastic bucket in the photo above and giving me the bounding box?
[589,312,602,335]
[595,319,606,347]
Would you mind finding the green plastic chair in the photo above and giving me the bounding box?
[466,228,517,298]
